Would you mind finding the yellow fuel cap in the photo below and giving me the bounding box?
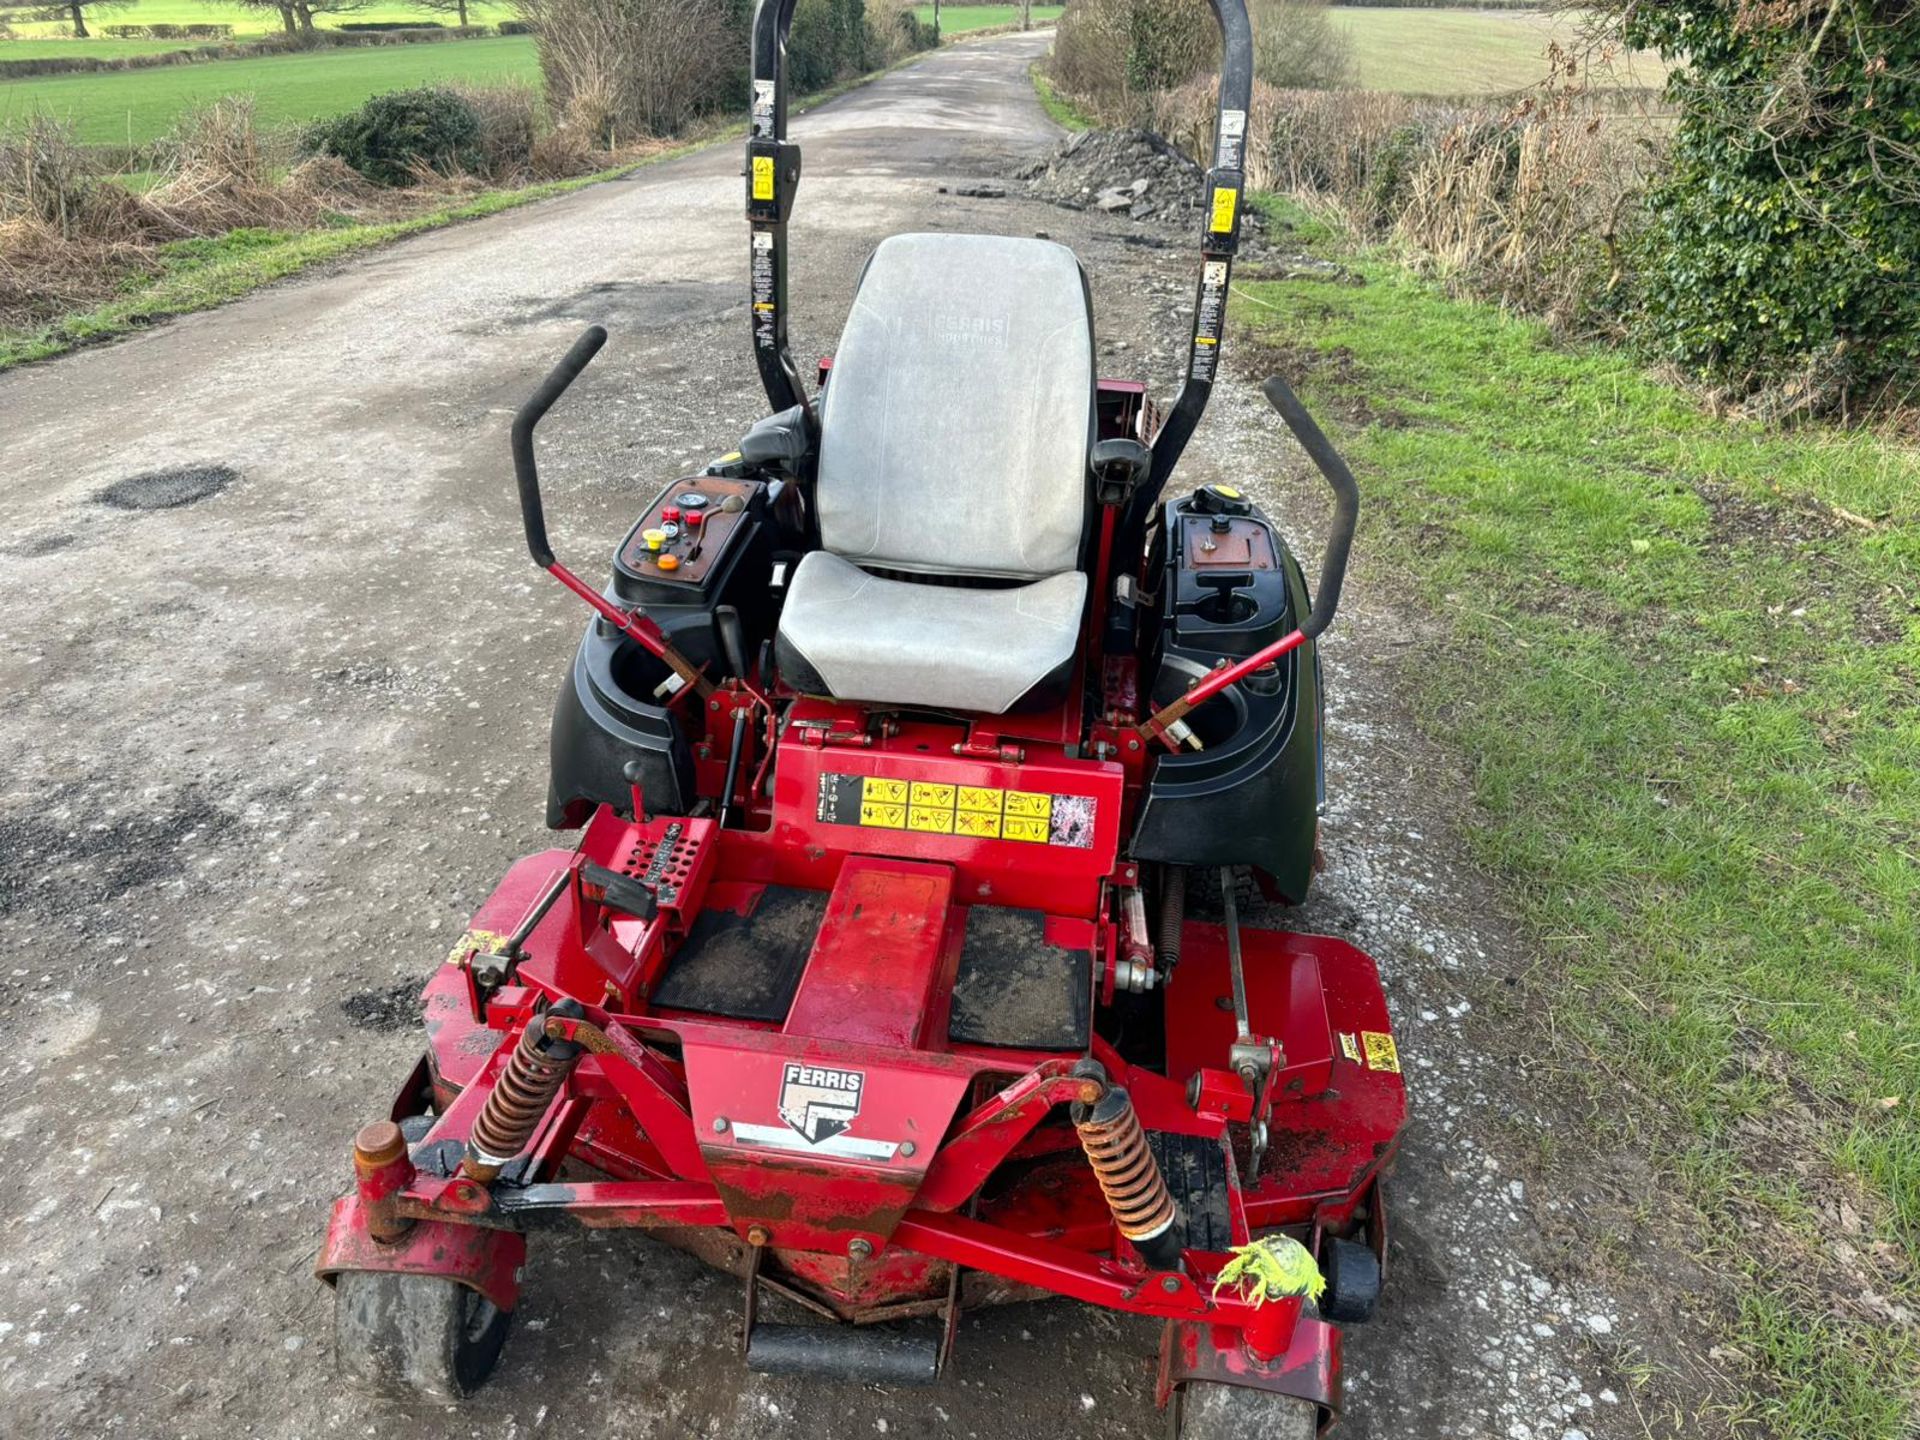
[642,528,667,552]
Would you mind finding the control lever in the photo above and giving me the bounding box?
[1137,376,1359,752]
[713,605,752,831]
[579,861,659,922]
[1221,869,1277,1178]
[714,606,751,681]
[512,326,713,701]
[1091,437,1151,507]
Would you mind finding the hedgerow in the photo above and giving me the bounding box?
[1604,0,1920,410]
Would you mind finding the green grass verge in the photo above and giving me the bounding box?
[1237,193,1917,1435]
[0,1,518,40]
[914,4,1062,34]
[1329,5,1669,95]
[0,34,538,145]
[0,157,652,367]
[1029,61,1089,130]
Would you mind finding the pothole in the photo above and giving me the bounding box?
[341,981,423,1032]
[95,464,238,512]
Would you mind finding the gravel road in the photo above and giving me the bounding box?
[0,31,1667,1440]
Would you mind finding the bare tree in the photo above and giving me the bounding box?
[518,0,741,142]
[1250,0,1353,92]
[0,0,133,40]
[418,0,473,28]
[232,0,368,37]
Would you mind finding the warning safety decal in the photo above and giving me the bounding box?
[816,774,1096,848]
[1360,1030,1401,1074]
[1208,185,1238,234]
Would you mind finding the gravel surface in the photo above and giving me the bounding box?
[0,31,1684,1440]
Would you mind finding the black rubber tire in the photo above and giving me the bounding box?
[1168,1381,1319,1440]
[333,1271,511,1399]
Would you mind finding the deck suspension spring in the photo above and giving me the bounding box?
[462,1005,583,1181]
[1070,1062,1178,1263]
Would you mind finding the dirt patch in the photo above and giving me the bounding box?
[94,463,238,512]
[1696,478,1912,645]
[1233,330,1411,430]
[342,980,426,1032]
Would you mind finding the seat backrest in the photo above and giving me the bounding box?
[815,234,1095,582]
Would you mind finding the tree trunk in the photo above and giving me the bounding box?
[1020,0,1030,31]
[280,3,298,36]
[457,0,468,25]
[69,1,88,38]
[295,1,316,33]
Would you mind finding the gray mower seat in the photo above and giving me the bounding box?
[775,233,1096,714]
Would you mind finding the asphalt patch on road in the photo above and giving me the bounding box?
[95,464,238,512]
[341,980,424,1032]
[1,531,78,557]
[512,280,738,332]
[0,787,236,929]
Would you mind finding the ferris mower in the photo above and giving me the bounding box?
[315,0,1405,1432]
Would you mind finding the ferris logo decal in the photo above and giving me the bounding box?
[778,1062,865,1145]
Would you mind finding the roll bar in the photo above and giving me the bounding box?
[743,0,1255,466]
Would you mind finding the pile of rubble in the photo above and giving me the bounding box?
[1011,128,1249,235]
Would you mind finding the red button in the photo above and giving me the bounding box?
[685,510,705,528]
[662,507,682,524]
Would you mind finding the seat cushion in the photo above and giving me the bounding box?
[775,552,1087,714]
[816,233,1095,581]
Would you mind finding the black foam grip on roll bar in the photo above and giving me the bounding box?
[511,324,608,569]
[1262,374,1358,640]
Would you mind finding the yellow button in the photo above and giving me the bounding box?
[643,528,667,552]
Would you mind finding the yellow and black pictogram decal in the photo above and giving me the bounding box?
[816,774,1096,848]
[1360,1030,1401,1074]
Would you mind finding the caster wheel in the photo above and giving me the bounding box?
[1168,1382,1318,1440]
[333,1270,511,1398]
[1322,1236,1382,1324]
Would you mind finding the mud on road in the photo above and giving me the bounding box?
[1,31,1694,1440]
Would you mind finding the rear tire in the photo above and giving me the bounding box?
[1168,1381,1319,1440]
[333,1270,510,1399]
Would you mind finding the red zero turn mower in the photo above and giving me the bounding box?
[315,1,1405,1432]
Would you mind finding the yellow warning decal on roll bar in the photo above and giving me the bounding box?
[816,774,1095,848]
[1208,186,1238,234]
[752,155,776,201]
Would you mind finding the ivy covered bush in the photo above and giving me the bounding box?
[304,88,484,187]
[1608,0,1920,409]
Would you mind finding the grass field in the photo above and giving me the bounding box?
[1240,198,1917,1436]
[0,34,538,144]
[1331,6,1669,95]
[915,4,1062,33]
[0,1,517,40]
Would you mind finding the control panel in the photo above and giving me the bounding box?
[1163,483,1294,656]
[615,476,762,590]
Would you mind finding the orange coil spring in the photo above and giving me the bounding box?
[1073,1090,1176,1242]
[468,1020,576,1162]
